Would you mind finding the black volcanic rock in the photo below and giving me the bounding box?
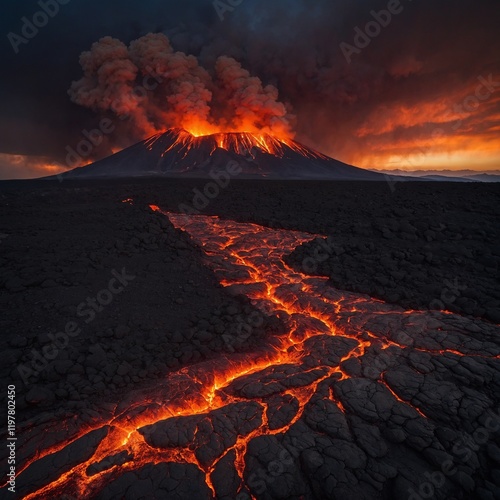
[58,128,387,180]
[2,180,500,500]
[285,208,500,322]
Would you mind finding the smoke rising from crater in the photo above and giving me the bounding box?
[68,33,294,140]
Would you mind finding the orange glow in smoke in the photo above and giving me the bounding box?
[178,115,295,141]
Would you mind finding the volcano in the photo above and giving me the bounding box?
[59,128,388,180]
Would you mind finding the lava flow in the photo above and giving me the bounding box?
[14,211,497,499]
[144,128,329,161]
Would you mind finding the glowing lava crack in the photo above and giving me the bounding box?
[144,129,329,161]
[13,212,500,499]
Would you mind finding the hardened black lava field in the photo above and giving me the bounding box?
[1,179,499,499]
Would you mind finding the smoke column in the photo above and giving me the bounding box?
[69,33,295,140]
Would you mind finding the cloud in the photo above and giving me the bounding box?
[0,154,66,180]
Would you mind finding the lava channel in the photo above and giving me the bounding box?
[11,210,498,500]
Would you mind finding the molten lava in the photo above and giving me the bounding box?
[144,128,329,161]
[14,209,492,499]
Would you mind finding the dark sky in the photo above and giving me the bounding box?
[1,0,499,178]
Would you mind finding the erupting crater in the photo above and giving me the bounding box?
[145,129,329,160]
[11,209,500,500]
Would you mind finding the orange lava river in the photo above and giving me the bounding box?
[12,210,494,499]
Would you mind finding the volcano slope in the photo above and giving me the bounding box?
[59,128,387,180]
[0,179,499,500]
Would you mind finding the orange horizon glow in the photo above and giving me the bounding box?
[330,84,500,172]
[0,153,68,179]
[349,138,500,172]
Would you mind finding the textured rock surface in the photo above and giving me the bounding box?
[1,180,499,499]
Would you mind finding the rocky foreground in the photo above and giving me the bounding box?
[0,179,499,499]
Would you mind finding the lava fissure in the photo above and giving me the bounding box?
[16,210,500,499]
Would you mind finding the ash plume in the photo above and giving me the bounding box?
[68,33,295,140]
[214,56,294,136]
